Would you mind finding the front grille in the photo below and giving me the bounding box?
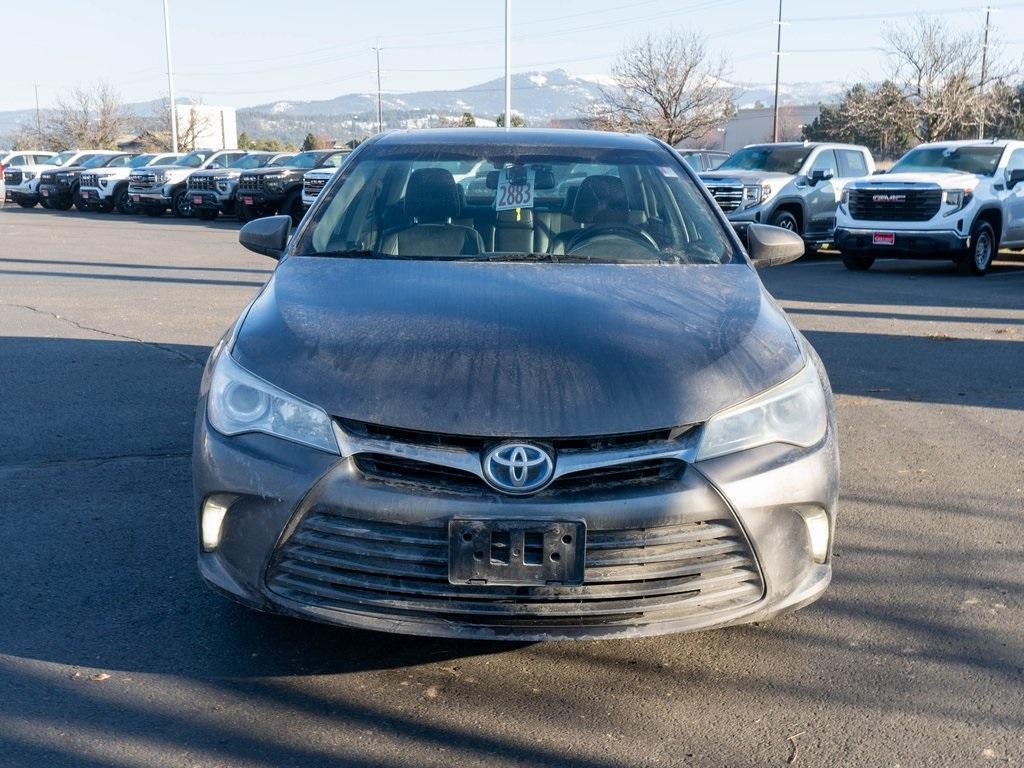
[848,188,942,222]
[266,512,763,628]
[80,173,98,188]
[40,172,56,185]
[188,174,216,191]
[304,176,327,197]
[238,174,264,193]
[706,183,744,213]
[5,169,23,186]
[129,172,158,190]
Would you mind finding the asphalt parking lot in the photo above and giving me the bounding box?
[1,206,1022,767]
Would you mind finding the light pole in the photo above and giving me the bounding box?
[33,83,41,143]
[162,0,179,152]
[979,6,996,139]
[504,0,512,130]
[373,41,384,134]
[771,0,783,143]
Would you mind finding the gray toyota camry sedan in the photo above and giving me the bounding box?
[193,128,838,641]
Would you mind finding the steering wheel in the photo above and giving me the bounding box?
[564,225,660,255]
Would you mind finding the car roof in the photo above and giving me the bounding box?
[914,139,1023,149]
[742,141,868,151]
[375,128,662,152]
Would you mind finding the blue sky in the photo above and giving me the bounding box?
[4,0,1024,111]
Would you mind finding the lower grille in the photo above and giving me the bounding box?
[6,170,23,186]
[266,511,763,628]
[304,177,327,197]
[80,173,98,188]
[848,188,942,221]
[129,173,158,191]
[707,184,743,213]
[40,172,56,185]
[238,174,264,193]
[188,175,216,191]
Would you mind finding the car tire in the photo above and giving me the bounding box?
[172,188,193,218]
[958,220,995,276]
[17,198,37,209]
[50,195,73,211]
[843,255,875,271]
[769,209,801,235]
[237,203,257,223]
[283,190,304,225]
[71,186,85,211]
[114,186,136,215]
[197,209,218,221]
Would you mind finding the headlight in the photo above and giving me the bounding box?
[696,361,827,461]
[23,172,35,181]
[840,188,850,206]
[155,172,169,183]
[742,183,772,209]
[99,178,109,187]
[207,352,339,454]
[943,189,971,208]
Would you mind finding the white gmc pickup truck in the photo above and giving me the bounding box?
[834,139,1024,276]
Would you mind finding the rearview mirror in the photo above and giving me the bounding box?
[735,223,805,268]
[809,168,834,184]
[1007,169,1024,189]
[239,215,291,259]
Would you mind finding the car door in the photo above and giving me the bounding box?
[999,148,1024,244]
[804,149,839,237]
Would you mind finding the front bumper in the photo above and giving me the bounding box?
[190,189,235,211]
[835,226,969,257]
[38,183,72,203]
[194,372,838,641]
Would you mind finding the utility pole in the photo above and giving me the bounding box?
[33,83,41,143]
[771,0,783,143]
[373,41,383,134]
[979,6,994,139]
[162,0,179,152]
[504,0,512,130]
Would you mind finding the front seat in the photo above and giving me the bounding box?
[549,174,633,255]
[379,168,484,257]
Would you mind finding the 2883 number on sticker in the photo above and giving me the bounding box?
[497,183,532,208]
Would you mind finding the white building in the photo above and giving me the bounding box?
[175,104,237,150]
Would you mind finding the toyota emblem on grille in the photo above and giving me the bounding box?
[482,443,555,494]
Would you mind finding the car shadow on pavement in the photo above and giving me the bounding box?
[1,204,246,229]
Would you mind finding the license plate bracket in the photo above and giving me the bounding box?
[193,195,203,205]
[243,196,254,206]
[872,231,896,246]
[448,519,585,586]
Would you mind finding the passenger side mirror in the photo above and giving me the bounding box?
[809,168,834,184]
[239,215,291,260]
[1007,169,1024,189]
[735,223,805,269]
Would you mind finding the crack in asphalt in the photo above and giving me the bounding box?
[0,450,192,475]
[1,301,206,367]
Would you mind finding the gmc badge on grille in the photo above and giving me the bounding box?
[872,194,906,203]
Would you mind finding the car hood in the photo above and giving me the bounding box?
[141,164,196,175]
[241,167,303,177]
[700,171,794,185]
[850,171,981,189]
[231,258,803,437]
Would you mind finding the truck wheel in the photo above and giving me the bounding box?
[172,188,193,218]
[71,185,85,211]
[17,198,37,209]
[114,186,137,214]
[50,195,73,211]
[958,221,995,276]
[283,190,304,225]
[769,210,800,235]
[843,255,875,271]
[237,203,257,223]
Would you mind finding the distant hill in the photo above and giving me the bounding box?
[0,68,848,145]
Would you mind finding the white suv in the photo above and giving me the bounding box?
[5,149,89,208]
[835,140,1024,276]
[78,152,181,214]
[2,150,56,203]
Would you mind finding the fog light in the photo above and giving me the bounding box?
[799,508,831,563]
[201,498,230,551]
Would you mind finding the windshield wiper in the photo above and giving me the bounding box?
[466,253,558,263]
[307,249,376,259]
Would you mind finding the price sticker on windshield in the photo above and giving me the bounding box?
[495,167,535,211]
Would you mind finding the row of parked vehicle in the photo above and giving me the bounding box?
[4,136,1020,275]
[1,147,349,225]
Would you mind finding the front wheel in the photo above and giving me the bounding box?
[114,186,137,215]
[959,221,995,276]
[282,190,304,225]
[172,188,193,218]
[843,255,875,271]
[769,209,801,235]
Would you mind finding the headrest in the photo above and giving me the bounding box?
[405,168,461,222]
[495,207,533,228]
[573,175,628,224]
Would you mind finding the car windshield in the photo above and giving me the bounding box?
[890,146,1004,176]
[286,152,328,170]
[298,142,736,265]
[269,154,296,167]
[230,154,271,169]
[172,151,209,168]
[48,151,77,167]
[718,146,812,175]
[79,154,116,168]
[129,154,155,168]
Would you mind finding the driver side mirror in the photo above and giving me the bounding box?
[1007,169,1024,189]
[239,215,291,260]
[809,168,834,185]
[735,223,805,269]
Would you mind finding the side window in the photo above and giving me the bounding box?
[1005,149,1024,173]
[809,149,838,179]
[837,150,868,178]
[35,154,53,164]
[9,154,30,166]
[324,152,345,168]
[681,154,701,172]
[107,156,131,168]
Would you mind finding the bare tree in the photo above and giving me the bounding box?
[884,17,1001,142]
[42,81,133,149]
[587,32,734,145]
